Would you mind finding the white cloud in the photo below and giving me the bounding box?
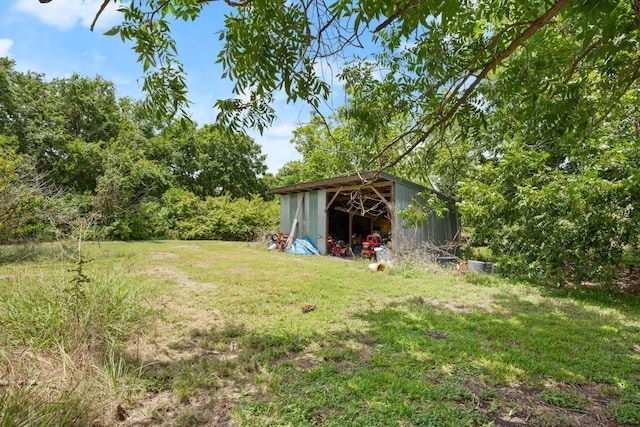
[257,133,301,173]
[13,0,121,31]
[265,123,297,138]
[0,39,14,56]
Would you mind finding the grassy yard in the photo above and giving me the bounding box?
[1,240,639,426]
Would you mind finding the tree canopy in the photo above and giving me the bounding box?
[0,58,276,242]
[85,1,637,153]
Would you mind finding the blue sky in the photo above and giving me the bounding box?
[0,0,348,173]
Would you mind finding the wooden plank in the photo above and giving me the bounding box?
[348,213,353,247]
[334,206,386,218]
[325,187,343,212]
[370,185,393,211]
[329,181,392,193]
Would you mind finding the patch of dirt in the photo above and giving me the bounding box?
[129,264,222,363]
[121,390,235,427]
[123,261,244,426]
[169,244,203,250]
[148,252,178,260]
[576,267,640,296]
[294,353,323,370]
[142,266,217,290]
[189,261,215,269]
[396,294,496,313]
[613,267,640,296]
[466,379,627,427]
[290,271,321,279]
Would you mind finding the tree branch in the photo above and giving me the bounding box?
[90,0,111,32]
[374,0,422,33]
[378,0,576,170]
[563,39,600,84]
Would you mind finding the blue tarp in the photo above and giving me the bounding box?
[285,236,320,255]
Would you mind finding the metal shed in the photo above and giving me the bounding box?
[270,172,460,255]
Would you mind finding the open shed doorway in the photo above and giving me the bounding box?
[326,211,373,243]
[325,181,394,252]
[326,208,392,253]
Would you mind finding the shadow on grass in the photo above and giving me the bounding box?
[132,324,311,426]
[132,288,640,427]
[0,242,65,265]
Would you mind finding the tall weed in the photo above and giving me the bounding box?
[0,264,153,424]
[0,268,151,355]
[0,385,88,427]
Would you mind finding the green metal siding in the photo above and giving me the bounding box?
[278,190,327,254]
[393,182,459,249]
[279,193,295,233]
[307,191,318,243]
[302,190,327,254]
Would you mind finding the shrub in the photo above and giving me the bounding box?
[101,199,171,240]
[162,189,278,241]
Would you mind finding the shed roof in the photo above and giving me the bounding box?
[270,171,426,194]
[270,171,452,201]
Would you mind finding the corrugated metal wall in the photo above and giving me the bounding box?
[393,182,459,251]
[307,190,327,254]
[279,190,327,255]
[279,193,295,233]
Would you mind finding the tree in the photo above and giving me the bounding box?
[166,123,269,199]
[0,58,57,155]
[287,111,371,181]
[281,106,418,184]
[458,87,640,283]
[85,1,636,142]
[0,60,124,192]
[273,160,308,187]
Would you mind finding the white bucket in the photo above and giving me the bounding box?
[368,262,386,272]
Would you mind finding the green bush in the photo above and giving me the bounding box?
[101,199,171,240]
[460,246,496,262]
[459,144,638,284]
[163,189,278,241]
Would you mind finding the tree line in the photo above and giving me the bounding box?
[0,58,278,242]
